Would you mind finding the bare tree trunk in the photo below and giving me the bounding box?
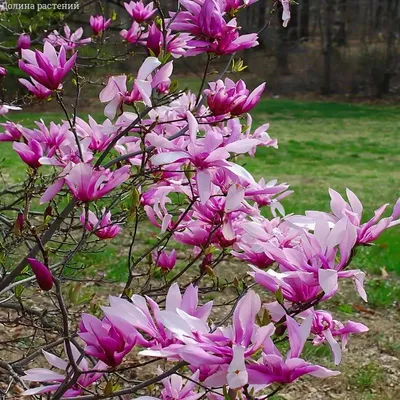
[321,0,333,94]
[299,0,310,40]
[379,0,399,95]
[275,2,292,75]
[334,0,347,46]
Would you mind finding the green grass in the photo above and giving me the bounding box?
[348,362,383,392]
[1,99,399,289]
[365,279,400,307]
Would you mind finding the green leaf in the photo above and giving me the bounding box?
[223,386,230,400]
[161,52,172,64]
[68,283,82,304]
[127,187,140,221]
[103,380,113,396]
[124,288,134,298]
[76,293,94,305]
[231,58,248,73]
[275,287,284,305]
[169,80,179,93]
[15,284,25,299]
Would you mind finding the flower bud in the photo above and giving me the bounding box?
[153,249,177,271]
[27,258,53,291]
[90,15,111,36]
[17,211,24,232]
[17,33,31,52]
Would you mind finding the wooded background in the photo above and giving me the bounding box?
[1,0,399,99]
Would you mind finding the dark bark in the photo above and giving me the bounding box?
[299,0,310,39]
[334,0,347,46]
[321,0,333,94]
[378,0,400,95]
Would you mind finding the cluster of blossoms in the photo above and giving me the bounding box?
[119,0,262,57]
[22,285,370,397]
[0,0,399,399]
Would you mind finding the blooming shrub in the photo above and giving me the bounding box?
[0,0,399,399]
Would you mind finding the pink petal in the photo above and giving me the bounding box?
[324,329,342,365]
[40,178,65,204]
[196,170,211,204]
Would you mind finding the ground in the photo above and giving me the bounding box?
[0,98,399,399]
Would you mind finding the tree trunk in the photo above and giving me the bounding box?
[299,0,310,40]
[334,0,347,46]
[378,0,399,95]
[321,0,333,94]
[276,23,291,75]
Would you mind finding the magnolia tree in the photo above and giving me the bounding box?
[0,0,399,399]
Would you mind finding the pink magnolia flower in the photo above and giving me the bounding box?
[279,0,291,27]
[153,249,177,271]
[90,15,111,36]
[171,1,258,56]
[146,291,275,391]
[0,122,23,142]
[79,313,143,366]
[241,115,278,157]
[17,33,31,52]
[198,0,226,39]
[151,61,174,93]
[150,113,262,204]
[200,24,258,55]
[13,139,43,168]
[136,371,203,400]
[103,283,213,349]
[0,66,6,77]
[150,130,231,204]
[205,79,265,116]
[120,21,147,44]
[124,0,157,23]
[0,104,22,116]
[22,344,105,397]
[19,77,53,99]
[244,178,290,208]
[318,188,400,245]
[247,213,369,303]
[39,137,93,168]
[232,243,275,268]
[247,315,340,385]
[307,309,368,365]
[80,209,121,239]
[18,42,77,90]
[40,163,130,203]
[170,0,223,38]
[26,258,53,291]
[174,224,212,249]
[45,25,91,51]
[160,370,203,400]
[146,23,193,58]
[22,120,72,154]
[99,57,162,119]
[250,267,322,303]
[75,115,116,152]
[224,0,259,13]
[232,216,299,267]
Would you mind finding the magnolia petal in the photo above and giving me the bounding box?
[318,269,338,297]
[324,329,342,365]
